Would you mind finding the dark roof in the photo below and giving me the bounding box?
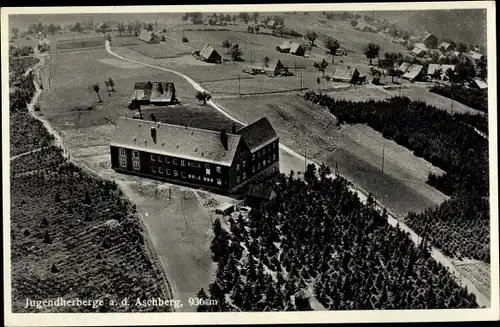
[332,66,359,81]
[236,117,278,153]
[289,42,304,54]
[247,184,276,200]
[200,44,221,61]
[138,30,159,43]
[131,82,175,102]
[110,118,241,166]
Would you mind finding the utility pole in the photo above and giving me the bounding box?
[304,149,307,174]
[300,71,303,92]
[381,144,385,172]
[238,76,241,97]
[335,161,339,177]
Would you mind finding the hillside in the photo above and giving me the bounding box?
[361,9,487,48]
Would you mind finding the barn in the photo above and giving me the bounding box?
[199,44,222,63]
[130,81,177,107]
[138,30,160,44]
[110,117,280,193]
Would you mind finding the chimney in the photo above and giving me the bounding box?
[150,127,157,144]
[231,122,236,134]
[220,130,228,150]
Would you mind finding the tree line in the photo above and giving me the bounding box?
[429,84,488,113]
[198,170,479,311]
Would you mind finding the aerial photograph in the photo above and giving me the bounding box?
[5,5,494,318]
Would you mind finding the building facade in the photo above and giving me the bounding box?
[110,117,279,192]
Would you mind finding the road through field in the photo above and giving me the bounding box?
[102,41,490,307]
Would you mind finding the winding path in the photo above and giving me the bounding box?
[104,40,489,308]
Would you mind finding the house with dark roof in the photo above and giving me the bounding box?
[332,66,362,84]
[266,19,277,29]
[110,117,280,192]
[130,82,177,107]
[138,30,160,44]
[199,44,222,63]
[246,59,287,76]
[422,32,438,49]
[276,41,292,53]
[276,41,305,56]
[245,184,277,208]
[95,22,111,33]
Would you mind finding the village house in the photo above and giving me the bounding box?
[245,184,277,208]
[138,30,161,44]
[427,64,455,80]
[276,41,305,56]
[266,19,277,29]
[439,41,454,52]
[199,44,222,63]
[245,59,287,76]
[129,81,177,108]
[471,77,487,90]
[109,117,280,193]
[332,66,365,84]
[401,63,425,81]
[422,32,438,49]
[95,22,111,33]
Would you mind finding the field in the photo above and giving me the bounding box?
[455,262,491,300]
[217,94,448,216]
[57,38,105,52]
[128,42,192,59]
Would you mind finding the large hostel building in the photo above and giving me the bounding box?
[109,117,280,192]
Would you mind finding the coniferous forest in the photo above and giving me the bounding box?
[199,170,478,311]
[302,92,489,263]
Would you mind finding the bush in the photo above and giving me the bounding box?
[182,36,189,43]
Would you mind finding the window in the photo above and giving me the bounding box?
[119,157,127,168]
[158,156,162,163]
[273,142,276,149]
[198,176,201,180]
[217,178,222,185]
[133,151,139,158]
[133,161,140,170]
[151,154,155,161]
[181,172,186,178]
[258,163,261,169]
[151,166,156,173]
[181,160,185,166]
[243,172,246,179]
[237,164,240,171]
[203,177,206,182]
[243,160,246,168]
[173,158,178,165]
[206,168,211,175]
[159,167,164,174]
[119,148,126,156]
[198,164,202,168]
[165,157,170,163]
[252,154,256,161]
[263,160,266,166]
[216,166,221,173]
[205,163,210,168]
[174,170,178,177]
[273,153,276,161]
[166,169,171,175]
[237,176,240,183]
[252,166,255,173]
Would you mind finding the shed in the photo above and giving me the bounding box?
[246,184,277,208]
[215,203,236,215]
[199,44,222,63]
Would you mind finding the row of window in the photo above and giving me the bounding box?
[252,142,277,162]
[150,166,222,185]
[119,148,223,174]
[235,153,278,184]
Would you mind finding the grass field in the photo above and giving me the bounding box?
[128,42,192,59]
[217,94,448,216]
[57,38,105,51]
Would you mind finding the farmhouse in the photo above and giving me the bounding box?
[402,64,424,81]
[130,82,177,107]
[422,32,438,49]
[471,77,487,90]
[277,41,292,53]
[332,66,363,84]
[110,117,280,192]
[95,22,111,33]
[439,41,453,51]
[266,19,277,29]
[199,44,222,63]
[138,30,160,44]
[289,43,306,56]
[246,59,287,76]
[468,51,483,61]
[427,64,455,80]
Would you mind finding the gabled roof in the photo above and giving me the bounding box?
[439,42,451,50]
[200,44,220,60]
[469,51,483,60]
[332,66,359,81]
[399,62,412,73]
[267,19,276,27]
[247,184,276,200]
[414,43,428,50]
[402,64,423,80]
[422,32,436,41]
[412,47,425,55]
[472,77,487,89]
[236,117,278,153]
[96,22,110,30]
[427,64,442,75]
[263,59,283,72]
[277,41,292,51]
[110,118,241,166]
[289,42,304,54]
[132,82,175,102]
[138,29,156,42]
